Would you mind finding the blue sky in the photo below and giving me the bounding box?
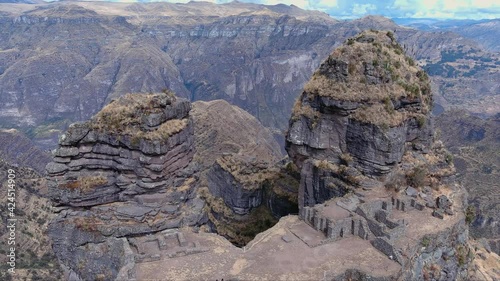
[129,0,500,19]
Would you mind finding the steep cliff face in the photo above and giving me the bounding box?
[286,31,471,280]
[203,153,299,246]
[46,92,204,281]
[287,30,433,179]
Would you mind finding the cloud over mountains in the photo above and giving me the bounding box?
[115,0,499,19]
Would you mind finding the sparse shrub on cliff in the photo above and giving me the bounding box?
[417,115,426,128]
[384,97,394,114]
[406,57,415,66]
[398,81,420,98]
[291,99,320,123]
[421,236,431,247]
[340,152,354,166]
[407,166,427,188]
[456,245,468,266]
[385,172,406,192]
[386,31,395,41]
[465,205,475,224]
[445,152,454,165]
[314,160,338,172]
[417,70,429,82]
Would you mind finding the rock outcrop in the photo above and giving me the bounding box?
[46,92,205,281]
[284,31,471,280]
[287,30,433,176]
[203,154,299,246]
[191,99,283,169]
[41,31,485,281]
[207,155,272,215]
[44,92,295,279]
[191,100,298,246]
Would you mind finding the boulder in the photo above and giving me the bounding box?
[436,195,451,209]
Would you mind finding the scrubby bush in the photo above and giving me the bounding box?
[465,206,475,224]
[407,166,427,187]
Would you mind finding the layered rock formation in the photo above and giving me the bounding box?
[127,35,475,276]
[44,91,293,279]
[41,30,486,281]
[46,92,205,281]
[284,31,472,280]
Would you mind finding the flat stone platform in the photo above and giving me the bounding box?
[135,216,400,280]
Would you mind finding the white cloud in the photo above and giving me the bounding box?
[102,0,500,19]
[390,0,500,18]
[351,3,376,16]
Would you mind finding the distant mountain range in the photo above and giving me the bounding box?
[394,18,500,52]
[0,1,498,152]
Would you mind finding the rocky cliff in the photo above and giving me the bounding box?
[38,30,494,281]
[124,31,477,281]
[45,92,205,281]
[287,30,433,179]
[44,91,291,279]
[285,31,471,280]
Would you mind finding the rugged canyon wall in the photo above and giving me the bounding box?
[436,111,500,255]
[0,2,498,151]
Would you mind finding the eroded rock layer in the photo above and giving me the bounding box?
[46,92,205,281]
[286,30,433,177]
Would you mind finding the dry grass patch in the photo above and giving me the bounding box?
[216,155,277,189]
[352,103,405,127]
[299,30,433,127]
[60,175,108,193]
[291,98,320,121]
[90,92,187,141]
